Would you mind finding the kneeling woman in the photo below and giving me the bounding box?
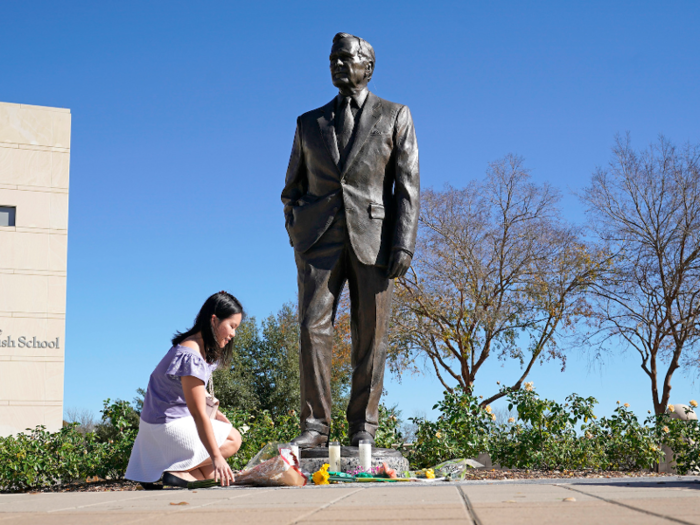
[126,291,243,487]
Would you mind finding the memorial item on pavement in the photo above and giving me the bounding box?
[180,444,484,489]
[232,448,306,487]
[190,445,306,488]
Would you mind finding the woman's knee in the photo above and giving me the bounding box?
[221,427,242,458]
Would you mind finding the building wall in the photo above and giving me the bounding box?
[0,102,70,437]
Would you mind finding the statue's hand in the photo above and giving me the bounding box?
[387,250,412,279]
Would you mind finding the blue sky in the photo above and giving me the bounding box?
[2,1,699,422]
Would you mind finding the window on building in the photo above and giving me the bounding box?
[0,206,16,227]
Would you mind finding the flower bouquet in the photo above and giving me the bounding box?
[312,462,416,484]
[190,446,306,489]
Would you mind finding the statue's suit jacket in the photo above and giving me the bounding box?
[282,91,420,266]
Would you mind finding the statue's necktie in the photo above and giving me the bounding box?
[336,96,354,160]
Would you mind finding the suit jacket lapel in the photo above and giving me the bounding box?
[341,91,382,178]
[316,99,341,169]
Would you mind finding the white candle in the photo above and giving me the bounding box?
[358,440,372,471]
[328,441,341,472]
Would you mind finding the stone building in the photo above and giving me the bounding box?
[0,101,71,437]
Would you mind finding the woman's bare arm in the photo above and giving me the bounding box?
[181,376,219,457]
[181,375,234,485]
[215,410,230,424]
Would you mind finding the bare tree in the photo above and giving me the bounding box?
[493,405,518,426]
[65,407,97,434]
[582,135,700,414]
[392,155,599,406]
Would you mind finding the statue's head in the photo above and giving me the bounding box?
[330,32,375,93]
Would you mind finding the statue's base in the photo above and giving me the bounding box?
[298,446,409,475]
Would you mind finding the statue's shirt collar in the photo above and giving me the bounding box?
[335,88,369,111]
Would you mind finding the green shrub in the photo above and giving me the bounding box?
[650,407,700,475]
[595,404,661,470]
[91,399,139,479]
[408,387,494,469]
[0,399,138,492]
[373,404,403,449]
[0,424,94,492]
[487,388,664,471]
[220,408,298,470]
[491,388,602,470]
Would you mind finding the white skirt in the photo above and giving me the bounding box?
[125,416,233,482]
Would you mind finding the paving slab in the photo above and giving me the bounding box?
[0,491,165,513]
[462,482,599,503]
[466,502,670,525]
[564,480,700,498]
[1,477,699,524]
[615,499,700,525]
[330,484,465,507]
[560,480,700,525]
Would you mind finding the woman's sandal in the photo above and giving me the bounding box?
[139,482,163,491]
[162,472,190,488]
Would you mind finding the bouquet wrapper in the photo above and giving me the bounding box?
[408,458,484,480]
[234,448,307,487]
[243,442,283,471]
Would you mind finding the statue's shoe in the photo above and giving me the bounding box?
[291,430,329,449]
[350,431,375,447]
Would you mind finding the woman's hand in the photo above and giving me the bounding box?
[212,454,235,487]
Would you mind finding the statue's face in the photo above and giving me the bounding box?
[330,38,371,92]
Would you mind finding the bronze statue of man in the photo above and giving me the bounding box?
[281,32,420,448]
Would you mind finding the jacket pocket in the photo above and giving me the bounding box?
[369,203,385,219]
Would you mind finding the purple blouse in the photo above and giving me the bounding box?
[140,345,218,425]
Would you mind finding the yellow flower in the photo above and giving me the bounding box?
[491,414,497,421]
[524,382,534,392]
[623,403,630,408]
[485,405,492,413]
[425,469,435,479]
[690,400,698,408]
[616,401,620,405]
[508,417,515,423]
[435,432,442,439]
[312,463,330,485]
[668,405,675,413]
[662,426,670,434]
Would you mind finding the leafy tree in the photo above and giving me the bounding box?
[131,388,146,414]
[214,302,353,418]
[213,316,265,413]
[246,303,301,416]
[93,399,139,444]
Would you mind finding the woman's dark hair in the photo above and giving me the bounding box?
[172,291,245,365]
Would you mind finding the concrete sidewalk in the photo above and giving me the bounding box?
[1,476,699,524]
